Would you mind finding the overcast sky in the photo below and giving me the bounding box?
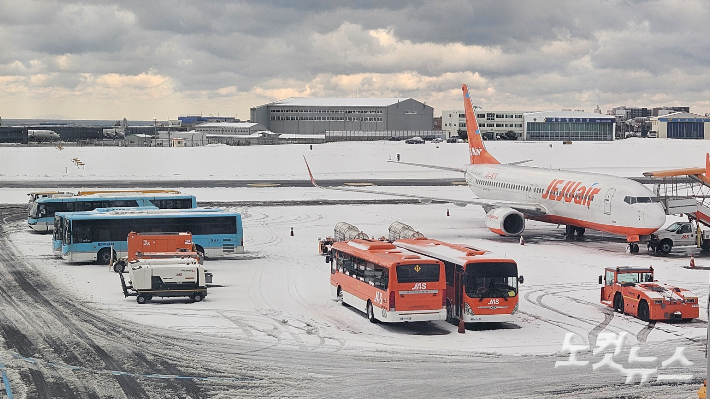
[1,0,709,120]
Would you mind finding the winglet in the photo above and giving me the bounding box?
[304,156,321,188]
[462,84,499,165]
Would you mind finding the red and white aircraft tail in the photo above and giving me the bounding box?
[462,84,499,165]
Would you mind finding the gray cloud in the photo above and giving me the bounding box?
[0,0,709,119]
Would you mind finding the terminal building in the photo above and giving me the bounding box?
[650,112,710,139]
[250,97,437,141]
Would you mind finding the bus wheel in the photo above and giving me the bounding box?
[638,301,650,322]
[366,301,378,323]
[192,292,204,303]
[97,248,116,265]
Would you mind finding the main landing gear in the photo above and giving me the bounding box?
[565,225,586,239]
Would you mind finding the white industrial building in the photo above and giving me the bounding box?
[194,122,267,135]
[442,110,525,139]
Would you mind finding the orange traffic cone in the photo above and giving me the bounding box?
[690,255,695,268]
[519,236,525,245]
[458,317,465,334]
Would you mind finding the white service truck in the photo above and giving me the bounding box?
[119,257,210,304]
[647,220,710,254]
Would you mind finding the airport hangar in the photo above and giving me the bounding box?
[650,112,710,139]
[250,97,440,141]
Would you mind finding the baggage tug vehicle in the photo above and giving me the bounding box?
[599,266,699,321]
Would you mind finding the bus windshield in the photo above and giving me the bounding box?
[465,262,519,299]
[396,263,440,283]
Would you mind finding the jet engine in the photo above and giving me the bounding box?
[485,207,525,236]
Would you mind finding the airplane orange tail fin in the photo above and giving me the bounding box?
[462,84,499,165]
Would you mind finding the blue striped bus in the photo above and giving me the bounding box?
[53,207,243,264]
[29,192,197,232]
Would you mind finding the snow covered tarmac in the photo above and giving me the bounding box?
[2,138,710,397]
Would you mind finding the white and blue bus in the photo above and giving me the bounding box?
[53,207,243,264]
[29,192,197,232]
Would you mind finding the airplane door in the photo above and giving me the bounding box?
[604,188,616,215]
[527,184,538,200]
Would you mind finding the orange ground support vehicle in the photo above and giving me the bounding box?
[599,266,699,321]
[112,232,198,273]
[394,238,522,324]
[328,239,447,323]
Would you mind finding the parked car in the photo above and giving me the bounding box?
[431,138,443,143]
[405,137,425,144]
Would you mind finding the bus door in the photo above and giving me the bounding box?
[454,264,464,319]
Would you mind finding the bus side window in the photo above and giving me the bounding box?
[364,262,376,285]
[74,226,92,243]
[371,265,388,291]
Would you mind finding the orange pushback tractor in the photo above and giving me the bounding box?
[599,266,699,321]
[327,239,447,323]
[394,238,522,324]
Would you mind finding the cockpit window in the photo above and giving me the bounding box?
[624,196,659,204]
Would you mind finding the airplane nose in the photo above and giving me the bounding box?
[643,204,666,229]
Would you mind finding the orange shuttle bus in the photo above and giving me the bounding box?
[328,239,447,323]
[394,238,522,323]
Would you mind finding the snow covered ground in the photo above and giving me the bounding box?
[2,138,710,394]
[2,137,710,184]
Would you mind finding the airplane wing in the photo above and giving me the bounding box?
[386,160,466,172]
[304,157,548,217]
[385,159,533,171]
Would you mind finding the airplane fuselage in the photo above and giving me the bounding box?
[464,164,666,237]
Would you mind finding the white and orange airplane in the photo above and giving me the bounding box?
[306,84,667,253]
